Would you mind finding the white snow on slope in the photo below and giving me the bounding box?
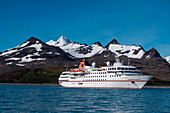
[0,41,42,56]
[5,58,20,61]
[165,56,170,64]
[19,41,30,47]
[46,40,56,46]
[60,43,103,58]
[28,41,42,51]
[19,54,45,63]
[108,44,145,59]
[46,36,146,59]
[6,62,13,65]
[16,63,26,67]
[0,49,18,56]
[47,36,72,47]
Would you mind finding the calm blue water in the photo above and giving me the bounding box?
[0,85,169,113]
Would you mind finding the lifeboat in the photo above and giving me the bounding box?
[98,69,103,71]
[69,69,85,74]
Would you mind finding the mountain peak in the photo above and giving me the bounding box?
[142,47,161,59]
[93,41,103,47]
[46,40,56,46]
[105,39,119,48]
[55,35,72,46]
[138,45,146,52]
[27,36,39,41]
[26,36,43,43]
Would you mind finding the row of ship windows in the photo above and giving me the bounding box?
[108,68,116,70]
[85,75,107,78]
[108,67,136,70]
[88,82,106,84]
[110,75,121,77]
[86,79,107,81]
[108,71,139,73]
[91,72,107,74]
[85,75,121,78]
[60,76,69,78]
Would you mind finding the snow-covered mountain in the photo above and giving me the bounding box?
[106,40,145,59]
[142,48,161,59]
[46,36,145,59]
[0,37,75,67]
[165,56,170,64]
[46,35,72,46]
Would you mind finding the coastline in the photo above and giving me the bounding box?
[0,83,170,88]
[0,83,60,86]
[144,86,170,88]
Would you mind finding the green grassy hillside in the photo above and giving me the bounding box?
[0,67,65,83]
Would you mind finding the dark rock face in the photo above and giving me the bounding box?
[142,48,161,59]
[93,41,103,47]
[105,39,119,48]
[116,50,130,54]
[75,46,93,55]
[133,48,142,55]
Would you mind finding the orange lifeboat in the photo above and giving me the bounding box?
[70,69,84,74]
[98,69,103,71]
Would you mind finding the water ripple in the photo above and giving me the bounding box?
[0,85,169,112]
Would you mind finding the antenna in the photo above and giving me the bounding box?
[65,65,68,71]
[128,59,131,66]
[114,55,120,63]
[121,60,124,64]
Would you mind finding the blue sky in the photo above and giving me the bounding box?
[0,0,170,57]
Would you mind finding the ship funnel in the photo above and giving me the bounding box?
[106,61,110,66]
[92,62,96,68]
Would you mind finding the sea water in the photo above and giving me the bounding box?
[0,85,169,112]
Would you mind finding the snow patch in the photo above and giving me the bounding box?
[16,64,25,67]
[5,58,20,61]
[28,42,42,51]
[165,56,170,64]
[19,53,45,63]
[47,52,52,54]
[19,41,30,47]
[55,53,61,55]
[46,40,56,46]
[6,62,13,65]
[98,48,107,54]
[0,49,18,56]
[146,55,151,59]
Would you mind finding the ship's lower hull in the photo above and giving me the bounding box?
[59,80,148,89]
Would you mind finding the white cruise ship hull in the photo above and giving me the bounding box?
[59,75,153,89]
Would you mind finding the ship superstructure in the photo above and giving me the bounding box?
[59,59,153,89]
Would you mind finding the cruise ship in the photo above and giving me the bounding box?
[59,58,153,89]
